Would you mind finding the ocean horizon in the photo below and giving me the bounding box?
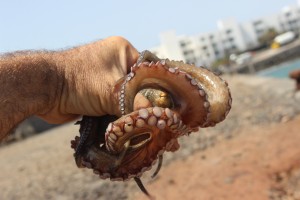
[258,58,300,79]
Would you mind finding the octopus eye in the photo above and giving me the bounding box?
[137,88,174,109]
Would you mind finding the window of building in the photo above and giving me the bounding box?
[228,37,234,42]
[186,58,196,64]
[256,29,264,35]
[180,42,186,47]
[226,29,232,34]
[285,12,291,17]
[183,49,194,56]
[253,20,262,26]
[180,40,190,47]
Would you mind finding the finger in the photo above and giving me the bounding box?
[133,93,152,110]
[125,43,139,73]
[106,36,139,73]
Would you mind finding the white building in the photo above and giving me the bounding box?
[150,4,300,67]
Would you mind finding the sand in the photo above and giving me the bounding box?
[134,115,300,200]
[1,75,300,200]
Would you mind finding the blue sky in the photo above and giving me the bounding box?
[0,0,297,53]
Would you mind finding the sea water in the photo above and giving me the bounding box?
[258,58,300,78]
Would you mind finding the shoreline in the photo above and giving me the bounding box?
[257,57,300,78]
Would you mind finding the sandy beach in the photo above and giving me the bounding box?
[1,74,300,200]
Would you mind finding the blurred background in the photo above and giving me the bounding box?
[1,1,300,200]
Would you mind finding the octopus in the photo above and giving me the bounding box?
[70,50,232,198]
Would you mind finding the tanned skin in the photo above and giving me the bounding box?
[0,36,139,140]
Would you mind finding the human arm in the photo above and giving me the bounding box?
[0,36,139,140]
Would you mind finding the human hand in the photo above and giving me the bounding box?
[0,36,140,138]
[37,36,139,124]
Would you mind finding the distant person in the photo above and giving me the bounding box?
[0,36,139,140]
[289,69,300,91]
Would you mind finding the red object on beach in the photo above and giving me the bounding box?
[289,69,300,91]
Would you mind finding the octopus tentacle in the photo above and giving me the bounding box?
[117,50,231,129]
[165,61,232,126]
[135,50,232,123]
[72,115,118,167]
[134,177,154,200]
[105,107,185,154]
[71,108,183,181]
[151,154,163,178]
[73,117,92,167]
[118,61,210,128]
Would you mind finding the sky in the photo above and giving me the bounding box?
[0,0,298,53]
